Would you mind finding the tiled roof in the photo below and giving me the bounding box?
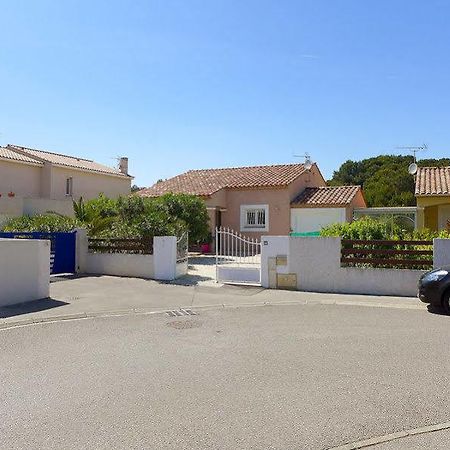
[138,163,309,197]
[6,145,129,177]
[0,147,43,165]
[291,185,362,207]
[415,166,450,196]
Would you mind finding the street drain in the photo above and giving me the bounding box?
[165,309,198,317]
[167,320,202,330]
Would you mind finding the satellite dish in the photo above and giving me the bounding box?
[408,162,418,175]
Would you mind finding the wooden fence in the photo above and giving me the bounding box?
[341,239,433,269]
[88,237,153,255]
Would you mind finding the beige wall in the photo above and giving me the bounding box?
[417,196,450,230]
[287,164,326,201]
[221,187,290,239]
[51,167,131,200]
[204,168,328,239]
[0,160,41,197]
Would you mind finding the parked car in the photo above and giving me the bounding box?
[418,266,450,313]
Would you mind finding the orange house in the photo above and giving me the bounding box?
[138,163,366,239]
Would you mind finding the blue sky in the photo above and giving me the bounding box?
[1,1,449,186]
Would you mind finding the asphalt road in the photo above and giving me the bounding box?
[1,303,450,449]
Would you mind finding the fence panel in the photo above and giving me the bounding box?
[341,239,433,269]
[88,237,153,255]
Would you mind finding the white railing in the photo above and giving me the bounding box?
[215,227,262,284]
[215,227,261,265]
[176,231,189,263]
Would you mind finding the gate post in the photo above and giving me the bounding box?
[154,236,177,281]
[75,228,88,273]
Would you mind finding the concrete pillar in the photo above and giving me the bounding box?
[75,228,88,273]
[416,206,425,230]
[433,238,450,268]
[260,236,290,288]
[154,236,177,281]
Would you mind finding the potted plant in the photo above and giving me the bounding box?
[8,191,15,198]
[200,232,213,254]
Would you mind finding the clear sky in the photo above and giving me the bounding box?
[1,0,449,187]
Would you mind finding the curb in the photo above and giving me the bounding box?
[0,298,426,331]
[328,421,450,449]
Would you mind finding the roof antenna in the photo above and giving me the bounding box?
[396,143,427,175]
[293,152,313,171]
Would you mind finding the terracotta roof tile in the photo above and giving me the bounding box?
[0,147,42,165]
[415,166,450,196]
[138,163,308,197]
[7,145,130,177]
[291,185,362,207]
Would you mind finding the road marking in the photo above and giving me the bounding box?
[328,421,450,449]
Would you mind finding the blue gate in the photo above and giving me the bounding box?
[0,231,77,274]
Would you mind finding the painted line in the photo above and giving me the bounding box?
[0,298,427,331]
[328,421,450,449]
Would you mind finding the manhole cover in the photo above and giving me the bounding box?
[167,320,202,330]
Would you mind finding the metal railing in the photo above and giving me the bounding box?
[215,227,261,265]
[176,231,189,263]
[341,239,433,269]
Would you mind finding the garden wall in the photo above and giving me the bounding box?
[0,238,50,306]
[85,253,154,279]
[261,236,450,297]
[76,233,187,281]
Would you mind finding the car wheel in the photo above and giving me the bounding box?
[442,290,450,315]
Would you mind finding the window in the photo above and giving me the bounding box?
[240,204,269,232]
[66,177,73,196]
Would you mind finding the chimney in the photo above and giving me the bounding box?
[119,157,129,175]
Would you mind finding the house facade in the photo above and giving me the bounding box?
[415,166,450,231]
[138,163,366,239]
[0,144,132,221]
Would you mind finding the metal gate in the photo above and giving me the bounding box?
[0,231,77,274]
[177,231,189,263]
[215,227,261,285]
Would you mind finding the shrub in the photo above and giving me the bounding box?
[320,217,450,240]
[2,214,80,233]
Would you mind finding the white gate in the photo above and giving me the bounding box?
[215,227,261,285]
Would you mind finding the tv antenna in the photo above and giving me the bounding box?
[396,143,427,175]
[396,143,427,161]
[293,152,313,171]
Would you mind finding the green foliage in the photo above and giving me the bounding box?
[152,193,210,243]
[1,193,210,241]
[320,217,450,240]
[329,155,450,207]
[2,214,80,233]
[320,217,396,240]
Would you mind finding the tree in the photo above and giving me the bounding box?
[329,155,450,207]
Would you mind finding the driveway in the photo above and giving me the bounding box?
[1,302,450,449]
[0,273,425,327]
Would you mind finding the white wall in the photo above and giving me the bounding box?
[434,238,450,268]
[85,253,154,279]
[217,266,260,284]
[76,234,186,281]
[290,208,347,233]
[0,239,50,306]
[261,236,427,297]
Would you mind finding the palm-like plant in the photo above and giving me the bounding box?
[73,197,116,236]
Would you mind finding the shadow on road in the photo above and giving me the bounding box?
[0,298,69,318]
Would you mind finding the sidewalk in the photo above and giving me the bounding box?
[0,274,428,329]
